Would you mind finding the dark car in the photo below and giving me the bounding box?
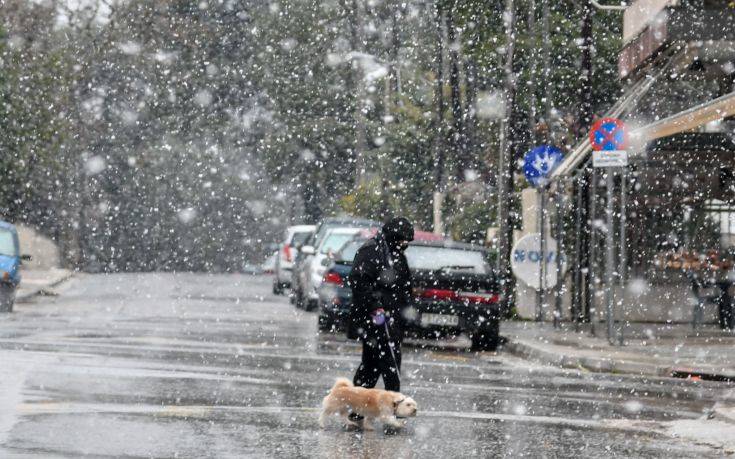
[317,237,501,351]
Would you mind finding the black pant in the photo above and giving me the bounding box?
[353,320,402,392]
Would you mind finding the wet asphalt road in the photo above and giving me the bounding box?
[0,273,732,457]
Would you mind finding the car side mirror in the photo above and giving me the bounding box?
[301,245,315,256]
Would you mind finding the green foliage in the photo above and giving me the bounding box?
[338,177,393,221]
[0,0,627,271]
[446,198,496,244]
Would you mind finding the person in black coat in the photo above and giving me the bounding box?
[347,217,414,393]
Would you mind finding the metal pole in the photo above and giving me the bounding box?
[572,176,583,327]
[588,169,598,336]
[554,182,564,328]
[605,169,616,345]
[496,0,517,315]
[619,168,627,345]
[537,187,546,322]
[619,169,627,283]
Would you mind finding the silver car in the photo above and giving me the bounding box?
[291,217,379,310]
[295,227,363,309]
[273,225,315,295]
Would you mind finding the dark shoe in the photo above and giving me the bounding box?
[383,424,401,435]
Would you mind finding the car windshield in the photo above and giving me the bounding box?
[0,229,17,257]
[313,221,376,247]
[405,246,490,274]
[336,240,363,262]
[319,232,358,254]
[290,231,312,247]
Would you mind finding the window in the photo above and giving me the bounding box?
[0,230,17,257]
[290,231,312,247]
[405,246,490,274]
[320,232,358,254]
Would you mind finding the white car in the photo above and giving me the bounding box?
[273,225,316,294]
[296,227,362,309]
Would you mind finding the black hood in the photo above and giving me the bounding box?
[382,217,414,245]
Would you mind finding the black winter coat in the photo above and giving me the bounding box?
[346,234,412,339]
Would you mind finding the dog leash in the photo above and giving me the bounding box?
[382,320,401,379]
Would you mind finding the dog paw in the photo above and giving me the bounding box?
[344,421,362,431]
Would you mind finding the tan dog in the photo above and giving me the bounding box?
[319,378,418,430]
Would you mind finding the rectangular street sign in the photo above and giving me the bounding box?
[593,150,628,168]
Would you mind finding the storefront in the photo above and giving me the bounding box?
[516,0,735,327]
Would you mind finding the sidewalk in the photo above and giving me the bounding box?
[501,320,735,444]
[502,321,735,381]
[16,268,73,303]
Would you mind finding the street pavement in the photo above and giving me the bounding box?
[1,273,734,457]
[15,268,73,303]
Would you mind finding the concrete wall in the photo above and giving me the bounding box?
[516,187,564,319]
[16,225,60,270]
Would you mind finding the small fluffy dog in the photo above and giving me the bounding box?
[319,378,418,430]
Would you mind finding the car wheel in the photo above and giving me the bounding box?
[318,313,333,332]
[0,285,15,313]
[305,298,318,312]
[294,287,304,309]
[470,320,500,352]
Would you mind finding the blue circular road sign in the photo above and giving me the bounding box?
[523,145,564,188]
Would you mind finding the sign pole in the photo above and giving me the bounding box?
[605,170,615,345]
[536,187,546,322]
[589,117,629,345]
[554,182,564,329]
[618,168,627,345]
[619,169,627,284]
[521,145,564,324]
[588,169,597,337]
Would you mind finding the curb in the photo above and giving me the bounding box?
[714,404,735,425]
[506,338,735,382]
[505,338,672,378]
[16,271,74,303]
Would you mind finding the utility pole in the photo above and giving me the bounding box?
[576,2,594,323]
[496,0,518,314]
[432,1,447,235]
[446,5,465,181]
[343,0,368,185]
[541,0,552,121]
[528,0,537,142]
[389,0,402,102]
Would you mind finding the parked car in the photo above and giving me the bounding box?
[273,225,316,294]
[317,237,501,351]
[293,227,363,310]
[261,251,277,274]
[291,217,378,309]
[0,221,29,313]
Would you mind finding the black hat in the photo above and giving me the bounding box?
[382,217,414,243]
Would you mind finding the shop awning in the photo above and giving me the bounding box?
[552,90,735,179]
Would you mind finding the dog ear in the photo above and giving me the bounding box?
[393,397,405,407]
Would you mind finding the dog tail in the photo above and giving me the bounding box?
[331,377,353,392]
